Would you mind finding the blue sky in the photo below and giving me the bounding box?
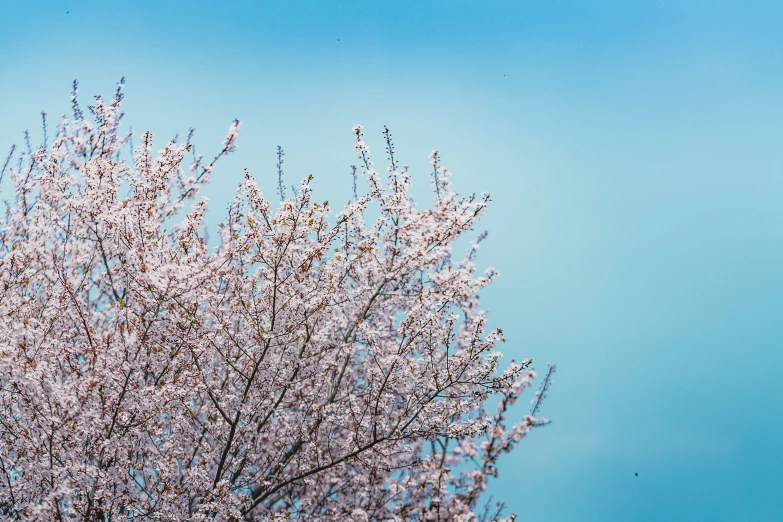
[2,1,782,520]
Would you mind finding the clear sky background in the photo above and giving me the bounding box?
[2,1,782,520]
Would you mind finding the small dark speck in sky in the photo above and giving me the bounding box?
[66,11,70,14]
[635,473,638,477]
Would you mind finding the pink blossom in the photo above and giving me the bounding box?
[0,83,553,521]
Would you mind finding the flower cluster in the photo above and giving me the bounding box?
[0,83,552,521]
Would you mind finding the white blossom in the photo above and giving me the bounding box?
[0,83,554,521]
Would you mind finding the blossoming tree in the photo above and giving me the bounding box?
[0,81,554,521]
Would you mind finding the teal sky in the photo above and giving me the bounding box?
[2,1,782,520]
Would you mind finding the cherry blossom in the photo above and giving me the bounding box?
[0,81,554,521]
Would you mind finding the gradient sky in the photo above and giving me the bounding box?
[2,1,782,520]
